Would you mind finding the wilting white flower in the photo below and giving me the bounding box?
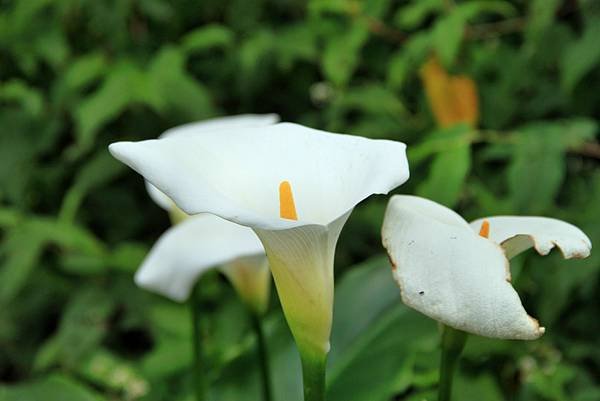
[134,114,279,314]
[109,122,409,358]
[381,195,592,340]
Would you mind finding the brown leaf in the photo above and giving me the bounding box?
[420,57,479,128]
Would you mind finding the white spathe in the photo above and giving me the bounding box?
[135,213,268,306]
[145,113,281,213]
[110,122,410,356]
[470,216,592,260]
[381,195,591,340]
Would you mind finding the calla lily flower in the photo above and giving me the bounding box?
[381,195,592,340]
[136,114,279,314]
[135,213,270,313]
[109,122,410,361]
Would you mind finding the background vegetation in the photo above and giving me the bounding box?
[1,0,599,400]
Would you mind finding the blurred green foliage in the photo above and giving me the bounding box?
[1,0,599,400]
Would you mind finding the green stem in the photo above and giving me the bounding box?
[251,314,273,401]
[300,350,327,401]
[190,285,207,401]
[438,325,468,401]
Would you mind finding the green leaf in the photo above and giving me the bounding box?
[433,1,516,66]
[433,12,466,67]
[35,289,116,369]
[60,53,107,93]
[328,256,438,401]
[526,0,562,45]
[561,17,600,92]
[322,25,369,87]
[0,79,44,115]
[0,374,103,401]
[0,227,46,305]
[387,31,431,89]
[0,217,105,303]
[59,150,126,222]
[394,0,443,30]
[181,24,234,54]
[74,61,161,149]
[508,124,563,213]
[416,125,473,207]
[148,46,216,122]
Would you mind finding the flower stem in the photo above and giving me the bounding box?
[300,349,327,401]
[190,285,207,401]
[251,313,273,401]
[438,325,468,401]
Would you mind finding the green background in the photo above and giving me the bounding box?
[1,0,599,400]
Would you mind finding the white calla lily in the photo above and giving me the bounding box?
[137,114,279,312]
[109,122,409,358]
[382,195,591,340]
[136,214,269,311]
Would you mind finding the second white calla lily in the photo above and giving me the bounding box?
[109,122,410,359]
[137,213,270,314]
[381,195,591,340]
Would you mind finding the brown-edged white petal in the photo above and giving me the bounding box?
[382,195,544,340]
[470,216,592,260]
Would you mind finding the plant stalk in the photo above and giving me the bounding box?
[300,349,327,401]
[438,325,468,401]
[191,285,207,401]
[251,313,273,401]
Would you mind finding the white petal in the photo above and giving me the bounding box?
[382,195,471,229]
[160,113,280,139]
[135,214,265,302]
[254,211,351,355]
[382,196,544,340]
[145,181,173,211]
[109,123,409,230]
[145,114,280,211]
[470,216,592,260]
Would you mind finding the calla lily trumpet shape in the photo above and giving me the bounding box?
[136,114,279,313]
[381,195,592,340]
[109,122,410,358]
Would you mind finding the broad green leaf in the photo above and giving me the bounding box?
[328,257,438,401]
[0,374,103,401]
